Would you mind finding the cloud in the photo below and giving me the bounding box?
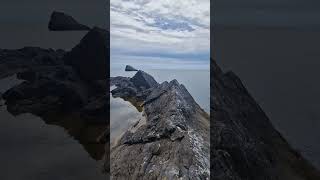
[110,0,210,69]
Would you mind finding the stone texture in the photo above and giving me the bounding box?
[130,70,158,89]
[110,71,210,180]
[211,58,320,180]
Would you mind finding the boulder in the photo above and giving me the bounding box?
[48,11,90,31]
[125,65,138,71]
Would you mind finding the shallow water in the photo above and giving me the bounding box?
[0,75,106,180]
[110,86,146,147]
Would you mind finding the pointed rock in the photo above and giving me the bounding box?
[125,65,138,71]
[48,11,90,31]
[130,70,158,89]
[64,27,108,80]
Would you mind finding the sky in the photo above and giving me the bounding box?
[214,0,320,28]
[110,0,210,70]
[0,0,107,49]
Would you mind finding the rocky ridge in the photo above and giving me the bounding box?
[110,70,210,179]
[211,58,320,180]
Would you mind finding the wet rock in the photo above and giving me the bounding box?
[125,65,138,71]
[48,11,90,31]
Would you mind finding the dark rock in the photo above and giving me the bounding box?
[82,95,108,124]
[63,27,108,80]
[125,65,138,71]
[0,22,108,176]
[130,70,158,89]
[0,47,65,79]
[211,58,320,180]
[48,11,90,31]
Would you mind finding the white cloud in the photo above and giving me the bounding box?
[110,0,210,68]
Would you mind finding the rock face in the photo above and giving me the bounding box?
[131,70,158,89]
[125,65,138,71]
[110,71,210,179]
[48,11,90,31]
[63,27,108,81]
[211,58,320,180]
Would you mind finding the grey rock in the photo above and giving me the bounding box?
[125,65,138,71]
[48,11,90,31]
[130,70,158,89]
[110,72,210,179]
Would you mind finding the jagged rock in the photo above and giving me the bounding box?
[110,73,210,179]
[3,67,88,115]
[64,27,108,80]
[125,65,138,71]
[0,47,65,79]
[130,70,158,89]
[110,71,158,101]
[211,58,320,180]
[48,11,90,31]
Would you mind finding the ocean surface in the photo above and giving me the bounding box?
[0,75,106,180]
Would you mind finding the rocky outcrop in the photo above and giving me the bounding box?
[48,11,90,31]
[110,71,210,179]
[63,27,108,81]
[2,27,108,119]
[131,70,158,89]
[211,58,320,180]
[125,65,138,71]
[0,18,108,176]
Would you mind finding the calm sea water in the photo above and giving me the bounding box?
[0,75,106,180]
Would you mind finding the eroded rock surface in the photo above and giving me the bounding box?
[211,58,320,180]
[110,71,210,179]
